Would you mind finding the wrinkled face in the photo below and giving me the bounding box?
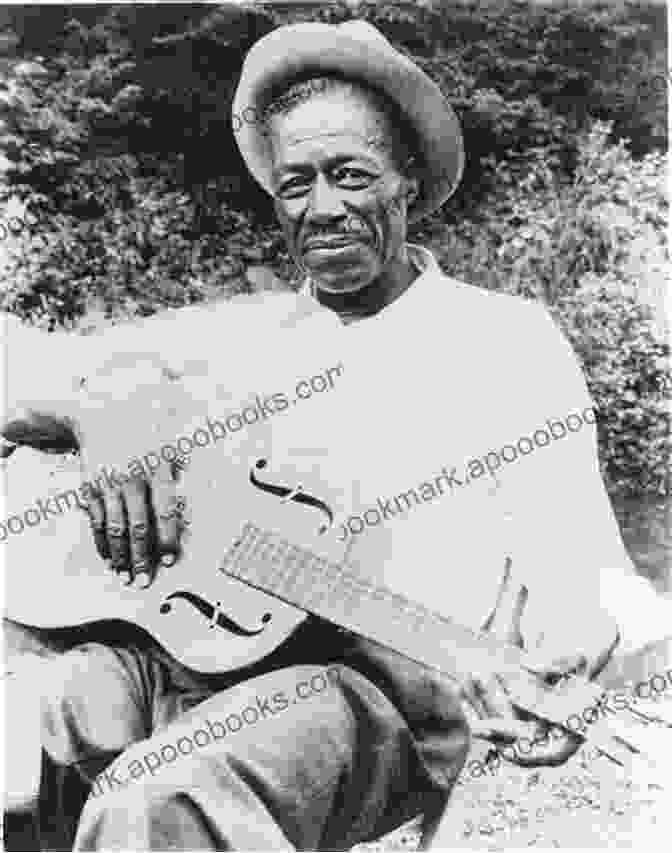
[268,86,418,294]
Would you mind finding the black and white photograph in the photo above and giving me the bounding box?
[1,1,670,849]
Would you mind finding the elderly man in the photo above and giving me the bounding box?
[3,20,669,852]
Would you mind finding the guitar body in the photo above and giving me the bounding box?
[2,338,358,672]
[2,449,293,670]
[4,421,366,670]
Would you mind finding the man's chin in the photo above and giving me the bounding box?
[310,275,370,295]
[304,261,375,295]
[300,246,377,294]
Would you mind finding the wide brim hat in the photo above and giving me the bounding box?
[232,20,464,222]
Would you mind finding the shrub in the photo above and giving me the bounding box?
[552,279,669,497]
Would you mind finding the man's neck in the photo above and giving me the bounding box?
[312,254,419,325]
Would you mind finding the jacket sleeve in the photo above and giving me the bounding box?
[508,305,671,660]
[3,313,88,418]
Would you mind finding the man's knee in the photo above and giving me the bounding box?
[182,664,354,738]
[40,644,148,760]
[77,765,277,850]
[2,619,55,659]
[40,644,112,710]
[92,664,357,802]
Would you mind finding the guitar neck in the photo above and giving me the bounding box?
[220,522,604,726]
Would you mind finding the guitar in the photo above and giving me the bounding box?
[1,352,665,774]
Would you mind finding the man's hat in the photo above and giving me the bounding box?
[232,20,464,222]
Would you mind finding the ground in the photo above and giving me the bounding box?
[359,691,672,850]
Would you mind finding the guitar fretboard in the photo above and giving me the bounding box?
[220,522,604,726]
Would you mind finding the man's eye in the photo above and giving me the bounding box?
[278,177,311,198]
[333,168,374,188]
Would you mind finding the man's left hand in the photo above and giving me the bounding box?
[460,564,620,768]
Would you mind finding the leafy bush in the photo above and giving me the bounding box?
[1,172,253,329]
[553,280,669,497]
[446,122,668,299]
[0,4,280,326]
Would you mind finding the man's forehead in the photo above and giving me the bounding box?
[268,87,393,151]
[274,129,390,156]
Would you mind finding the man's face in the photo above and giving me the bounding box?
[268,86,417,294]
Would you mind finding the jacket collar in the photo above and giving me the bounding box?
[301,242,445,323]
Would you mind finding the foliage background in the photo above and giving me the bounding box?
[0,0,669,501]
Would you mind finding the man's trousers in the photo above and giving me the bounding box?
[4,622,469,850]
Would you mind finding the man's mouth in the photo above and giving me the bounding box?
[303,236,364,252]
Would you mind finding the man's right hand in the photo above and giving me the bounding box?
[2,409,182,588]
[457,558,590,768]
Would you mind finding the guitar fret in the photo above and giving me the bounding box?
[251,534,277,588]
[243,522,263,552]
[281,545,305,600]
[313,560,343,616]
[264,536,303,599]
[242,524,267,569]
[307,554,337,613]
[223,522,255,566]
[264,543,286,591]
[302,555,331,611]
[410,603,430,634]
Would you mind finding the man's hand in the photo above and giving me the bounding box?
[459,558,619,768]
[461,657,586,768]
[84,464,182,588]
[2,409,182,588]
[2,409,79,455]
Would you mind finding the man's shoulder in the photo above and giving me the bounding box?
[437,273,543,324]
[424,273,583,410]
[429,272,554,352]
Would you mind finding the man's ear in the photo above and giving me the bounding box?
[404,175,420,208]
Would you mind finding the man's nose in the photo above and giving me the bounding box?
[306,175,347,225]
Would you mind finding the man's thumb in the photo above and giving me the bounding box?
[1,441,17,459]
[470,717,536,743]
[1,410,79,453]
